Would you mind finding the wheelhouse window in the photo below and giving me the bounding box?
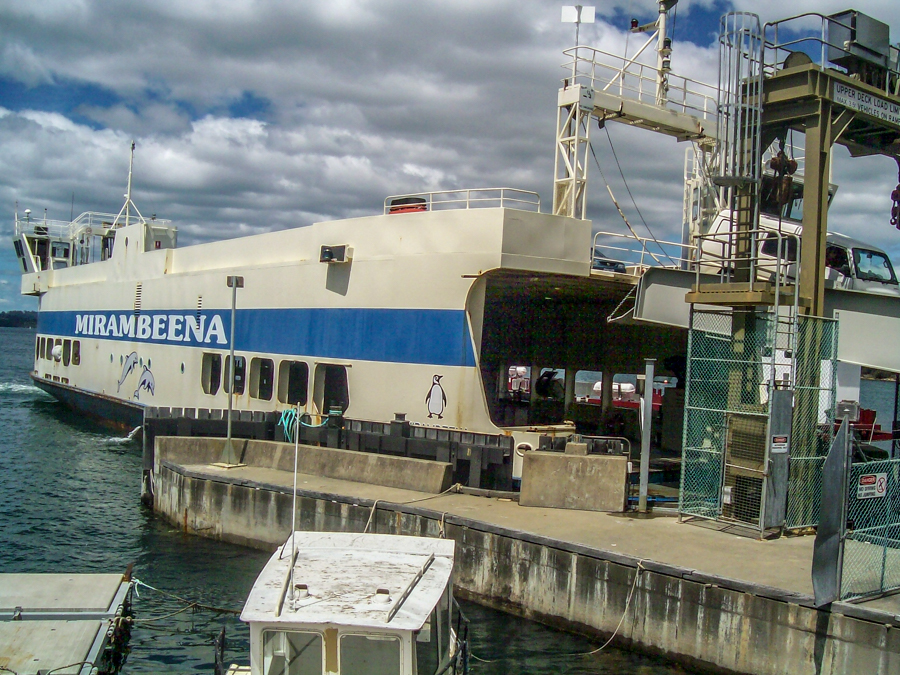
[416,586,452,675]
[224,355,246,395]
[278,360,309,406]
[250,357,275,400]
[262,630,323,675]
[201,353,222,395]
[340,634,401,675]
[313,364,348,414]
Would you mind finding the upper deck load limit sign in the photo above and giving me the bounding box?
[833,82,900,128]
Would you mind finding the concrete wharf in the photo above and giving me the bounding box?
[152,437,900,675]
[0,573,133,675]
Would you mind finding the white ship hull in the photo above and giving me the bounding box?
[21,201,680,484]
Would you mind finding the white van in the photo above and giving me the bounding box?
[698,211,900,297]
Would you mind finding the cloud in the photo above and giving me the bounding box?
[0,0,898,313]
[0,43,54,87]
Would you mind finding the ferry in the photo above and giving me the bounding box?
[13,179,690,490]
[11,3,900,503]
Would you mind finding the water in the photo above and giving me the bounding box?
[859,375,899,456]
[0,326,703,673]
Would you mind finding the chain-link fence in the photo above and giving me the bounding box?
[679,308,837,533]
[785,317,837,529]
[841,459,900,601]
[680,309,774,525]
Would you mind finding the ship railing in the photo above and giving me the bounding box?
[383,188,541,214]
[14,211,173,239]
[592,230,696,276]
[693,228,802,296]
[763,12,900,96]
[562,45,719,122]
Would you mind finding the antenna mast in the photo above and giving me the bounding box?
[114,140,145,228]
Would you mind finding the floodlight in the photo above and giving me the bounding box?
[562,5,595,46]
[561,6,595,24]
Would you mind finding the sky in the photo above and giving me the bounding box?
[1,0,899,310]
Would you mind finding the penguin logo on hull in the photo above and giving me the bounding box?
[425,374,447,419]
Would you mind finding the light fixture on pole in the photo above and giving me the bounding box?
[561,5,595,46]
[221,275,244,466]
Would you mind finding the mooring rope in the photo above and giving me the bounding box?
[363,484,462,534]
[131,578,241,621]
[467,559,646,667]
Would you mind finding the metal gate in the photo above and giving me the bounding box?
[842,459,900,601]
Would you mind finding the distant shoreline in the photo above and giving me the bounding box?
[862,367,897,383]
[0,311,37,329]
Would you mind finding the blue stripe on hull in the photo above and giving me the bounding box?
[37,308,477,367]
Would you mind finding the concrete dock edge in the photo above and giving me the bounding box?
[154,460,900,674]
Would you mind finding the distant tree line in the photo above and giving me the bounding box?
[0,311,37,328]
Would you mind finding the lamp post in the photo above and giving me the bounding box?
[638,358,656,513]
[222,275,244,465]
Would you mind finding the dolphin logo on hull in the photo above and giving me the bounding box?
[118,352,139,392]
[134,366,155,400]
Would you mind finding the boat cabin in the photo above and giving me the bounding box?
[238,532,460,675]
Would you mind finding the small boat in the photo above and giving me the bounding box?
[222,531,467,675]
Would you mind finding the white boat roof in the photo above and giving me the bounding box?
[241,532,455,632]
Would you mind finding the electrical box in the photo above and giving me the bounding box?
[828,10,890,71]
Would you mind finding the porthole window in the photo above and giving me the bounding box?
[201,353,222,396]
[249,357,275,401]
[224,355,246,395]
[277,361,309,406]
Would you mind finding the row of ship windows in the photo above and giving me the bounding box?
[36,336,81,367]
[33,337,349,411]
[200,353,349,410]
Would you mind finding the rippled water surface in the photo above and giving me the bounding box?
[0,326,701,673]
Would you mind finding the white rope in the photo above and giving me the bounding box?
[581,559,645,655]
[364,499,380,533]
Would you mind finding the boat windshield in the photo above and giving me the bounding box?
[263,630,323,674]
[853,248,898,284]
[340,634,402,674]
